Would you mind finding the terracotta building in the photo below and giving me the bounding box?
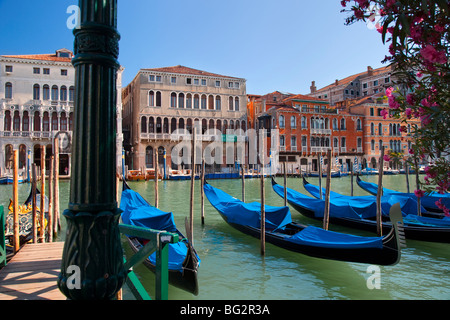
[247,92,365,174]
[122,65,247,174]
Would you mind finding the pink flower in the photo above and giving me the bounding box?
[408,148,414,155]
[388,95,400,109]
[405,108,412,119]
[383,154,391,162]
[414,189,425,198]
[380,108,389,119]
[385,87,394,97]
[406,94,415,105]
[420,45,448,64]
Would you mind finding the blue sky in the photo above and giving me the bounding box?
[0,0,389,95]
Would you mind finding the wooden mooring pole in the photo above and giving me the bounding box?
[283,162,287,206]
[48,156,53,242]
[53,137,60,235]
[260,133,266,256]
[155,152,159,208]
[241,165,245,203]
[201,158,205,225]
[323,150,332,230]
[40,146,46,243]
[376,146,385,237]
[414,157,421,216]
[31,164,38,243]
[13,150,19,253]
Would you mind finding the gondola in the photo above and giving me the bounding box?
[120,180,200,295]
[4,187,48,260]
[356,175,450,214]
[204,180,403,266]
[272,178,450,243]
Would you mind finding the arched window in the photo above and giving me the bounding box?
[371,139,375,151]
[215,96,221,110]
[69,86,75,102]
[51,112,58,131]
[69,112,74,131]
[43,85,50,100]
[145,146,153,168]
[170,92,177,108]
[4,110,11,131]
[228,97,233,111]
[378,123,383,136]
[156,117,162,133]
[291,116,296,129]
[22,111,29,131]
[51,85,58,101]
[340,118,346,130]
[370,123,375,135]
[155,91,161,107]
[13,111,20,131]
[60,86,67,101]
[43,112,50,131]
[356,118,362,130]
[279,115,285,128]
[235,97,240,111]
[60,112,67,131]
[34,111,40,131]
[163,118,169,133]
[5,82,12,99]
[33,84,40,100]
[186,93,192,109]
[201,95,207,109]
[333,118,338,130]
[141,117,147,133]
[194,94,200,109]
[149,117,155,133]
[208,95,214,110]
[149,91,155,106]
[301,116,307,129]
[178,93,185,108]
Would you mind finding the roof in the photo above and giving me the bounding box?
[142,65,244,80]
[1,49,73,63]
[284,93,329,104]
[312,65,392,94]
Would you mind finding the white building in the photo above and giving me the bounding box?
[0,48,124,177]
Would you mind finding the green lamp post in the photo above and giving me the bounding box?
[57,0,126,299]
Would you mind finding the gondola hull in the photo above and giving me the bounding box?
[205,181,402,266]
[125,234,199,295]
[274,178,450,243]
[120,181,200,295]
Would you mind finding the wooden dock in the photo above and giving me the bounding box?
[0,242,66,300]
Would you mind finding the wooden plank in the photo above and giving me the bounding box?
[0,242,65,300]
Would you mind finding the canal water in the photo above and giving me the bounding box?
[1,174,449,300]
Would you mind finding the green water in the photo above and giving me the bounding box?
[1,175,449,300]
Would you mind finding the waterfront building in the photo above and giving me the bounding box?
[247,92,364,174]
[121,65,247,174]
[0,49,124,177]
[308,65,393,106]
[337,94,419,170]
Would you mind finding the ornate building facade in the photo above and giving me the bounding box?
[0,49,124,177]
[122,65,247,173]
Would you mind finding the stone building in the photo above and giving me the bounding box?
[122,65,247,173]
[0,48,124,177]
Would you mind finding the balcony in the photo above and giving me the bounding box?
[311,128,332,135]
[311,146,331,153]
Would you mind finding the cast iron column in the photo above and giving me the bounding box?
[58,0,126,299]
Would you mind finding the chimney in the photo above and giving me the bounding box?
[310,81,317,93]
[367,66,374,76]
[335,79,339,86]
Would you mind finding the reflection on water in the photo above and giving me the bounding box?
[1,175,449,299]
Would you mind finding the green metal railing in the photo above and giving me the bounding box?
[0,206,6,268]
[119,223,179,300]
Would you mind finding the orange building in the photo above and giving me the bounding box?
[248,92,365,174]
[339,94,419,170]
